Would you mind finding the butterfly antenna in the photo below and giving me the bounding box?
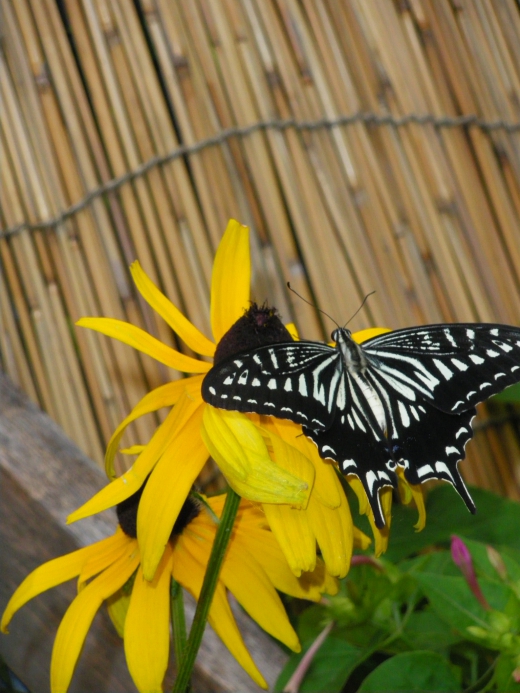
[286,282,339,328]
[344,291,376,328]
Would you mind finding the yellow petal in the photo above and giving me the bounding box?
[202,408,309,506]
[218,546,301,652]
[262,504,316,576]
[210,220,250,342]
[261,426,315,507]
[0,537,117,633]
[347,476,392,556]
[353,527,372,550]
[352,327,391,343]
[285,323,299,340]
[68,401,193,524]
[259,416,341,509]
[105,377,202,479]
[172,538,268,689]
[120,445,145,455]
[125,545,174,692]
[130,261,215,357]
[396,467,426,531]
[77,317,211,373]
[234,524,336,600]
[106,586,132,638]
[79,528,134,587]
[138,404,207,580]
[306,491,354,578]
[50,548,139,693]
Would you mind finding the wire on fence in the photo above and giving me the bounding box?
[2,111,520,240]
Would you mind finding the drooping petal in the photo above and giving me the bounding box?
[78,528,134,587]
[396,467,426,531]
[50,548,140,693]
[77,317,211,373]
[217,545,301,652]
[305,491,354,578]
[352,327,392,343]
[0,536,119,633]
[106,586,132,638]
[68,401,193,523]
[202,408,310,506]
[259,416,341,509]
[172,537,268,689]
[104,377,203,478]
[261,503,316,576]
[138,404,207,580]
[232,525,337,601]
[130,261,215,357]
[348,476,393,556]
[125,544,174,692]
[210,220,250,342]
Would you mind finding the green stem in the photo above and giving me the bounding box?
[171,578,188,672]
[172,488,241,693]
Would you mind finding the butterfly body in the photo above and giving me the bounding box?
[202,322,520,527]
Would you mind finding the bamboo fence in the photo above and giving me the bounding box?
[1,0,520,500]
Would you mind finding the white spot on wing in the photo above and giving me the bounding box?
[434,359,453,380]
[267,378,277,390]
[398,401,410,428]
[417,464,434,478]
[435,461,454,481]
[298,374,308,397]
[445,446,459,455]
[469,354,484,365]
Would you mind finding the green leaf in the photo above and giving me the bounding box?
[357,651,461,692]
[400,609,462,651]
[383,486,520,563]
[491,384,520,403]
[274,633,362,693]
[495,653,520,692]
[415,573,510,634]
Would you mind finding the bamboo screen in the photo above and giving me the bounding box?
[1,0,520,499]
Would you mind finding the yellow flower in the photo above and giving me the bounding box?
[1,493,338,692]
[72,220,372,580]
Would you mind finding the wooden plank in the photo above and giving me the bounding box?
[0,372,287,692]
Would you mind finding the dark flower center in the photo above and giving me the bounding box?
[117,480,200,540]
[214,302,293,364]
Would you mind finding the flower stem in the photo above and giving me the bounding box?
[171,578,188,675]
[172,488,241,693]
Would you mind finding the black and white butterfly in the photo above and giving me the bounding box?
[202,322,520,527]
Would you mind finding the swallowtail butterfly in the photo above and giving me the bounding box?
[202,319,520,527]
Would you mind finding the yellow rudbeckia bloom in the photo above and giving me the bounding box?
[1,492,338,692]
[72,219,422,578]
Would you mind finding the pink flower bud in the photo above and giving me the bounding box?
[451,536,490,610]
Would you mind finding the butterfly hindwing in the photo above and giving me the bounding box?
[304,372,398,527]
[363,324,520,413]
[202,341,341,430]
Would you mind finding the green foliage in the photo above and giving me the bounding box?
[276,486,520,693]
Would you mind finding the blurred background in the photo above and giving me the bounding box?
[1,0,520,499]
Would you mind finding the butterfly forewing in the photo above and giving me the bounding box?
[363,324,520,413]
[202,341,342,430]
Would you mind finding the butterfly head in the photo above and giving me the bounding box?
[331,327,352,345]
